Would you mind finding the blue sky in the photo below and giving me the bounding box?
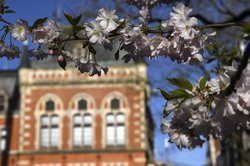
[1,0,207,165]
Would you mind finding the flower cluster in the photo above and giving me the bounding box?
[85,8,120,44]
[11,19,60,44]
[2,3,213,76]
[157,3,213,64]
[32,20,60,44]
[0,45,20,60]
[161,61,250,149]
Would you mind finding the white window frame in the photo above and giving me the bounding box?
[105,112,125,147]
[72,113,93,148]
[40,114,60,149]
[0,127,7,151]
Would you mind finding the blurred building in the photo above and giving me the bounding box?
[207,132,250,166]
[0,48,154,166]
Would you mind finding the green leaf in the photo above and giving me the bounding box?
[110,20,125,34]
[115,48,119,60]
[1,26,9,42]
[160,88,171,100]
[163,108,171,118]
[170,89,192,99]
[75,14,82,25]
[75,25,85,31]
[167,78,193,91]
[58,57,67,70]
[199,76,208,90]
[88,44,96,54]
[5,9,15,13]
[64,13,75,25]
[32,17,48,29]
[240,21,250,34]
[82,41,89,48]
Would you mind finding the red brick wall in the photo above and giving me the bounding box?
[8,85,148,165]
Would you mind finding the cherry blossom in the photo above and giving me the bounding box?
[11,20,29,41]
[96,8,119,32]
[32,20,60,44]
[85,21,108,44]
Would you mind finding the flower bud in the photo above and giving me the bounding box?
[57,55,64,62]
[48,49,54,55]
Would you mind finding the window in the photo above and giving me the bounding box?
[46,100,55,112]
[0,128,7,151]
[0,95,5,112]
[40,115,59,148]
[111,98,120,110]
[116,113,125,145]
[106,113,125,146]
[73,114,93,147]
[106,114,115,145]
[78,99,87,110]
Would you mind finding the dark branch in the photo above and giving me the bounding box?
[192,9,250,25]
[224,42,250,96]
[200,22,240,29]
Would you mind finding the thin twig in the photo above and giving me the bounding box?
[200,22,240,30]
[0,18,13,26]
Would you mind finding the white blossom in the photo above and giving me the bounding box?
[150,37,171,56]
[0,45,20,60]
[160,2,211,64]
[170,2,193,21]
[86,22,108,44]
[32,20,60,44]
[11,20,29,41]
[169,132,190,149]
[122,30,151,59]
[175,17,198,40]
[96,8,119,32]
[44,20,60,43]
[139,7,149,23]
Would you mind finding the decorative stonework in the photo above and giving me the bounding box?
[67,163,95,166]
[9,63,152,166]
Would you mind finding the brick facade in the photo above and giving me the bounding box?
[0,62,154,166]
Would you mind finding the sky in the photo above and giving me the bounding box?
[1,0,207,165]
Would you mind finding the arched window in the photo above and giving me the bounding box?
[111,98,120,110]
[106,113,125,146]
[45,100,55,112]
[73,114,93,147]
[40,115,59,148]
[0,95,5,112]
[78,99,87,110]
